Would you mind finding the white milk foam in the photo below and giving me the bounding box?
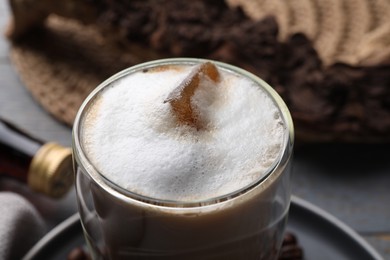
[82,64,286,202]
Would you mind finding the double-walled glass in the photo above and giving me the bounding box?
[72,58,294,260]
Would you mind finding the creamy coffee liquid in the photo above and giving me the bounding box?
[81,63,285,202]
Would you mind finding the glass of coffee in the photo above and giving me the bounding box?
[72,58,294,259]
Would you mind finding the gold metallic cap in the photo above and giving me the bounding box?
[27,142,73,198]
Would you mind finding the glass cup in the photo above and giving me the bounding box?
[72,58,294,259]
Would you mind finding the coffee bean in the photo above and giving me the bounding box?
[67,247,90,260]
[279,232,304,260]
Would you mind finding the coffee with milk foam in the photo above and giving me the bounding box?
[81,63,285,202]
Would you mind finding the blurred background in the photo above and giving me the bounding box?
[0,0,389,259]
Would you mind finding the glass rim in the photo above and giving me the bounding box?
[72,58,294,208]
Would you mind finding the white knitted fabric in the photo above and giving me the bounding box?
[0,192,45,260]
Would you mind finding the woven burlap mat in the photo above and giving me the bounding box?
[228,0,390,65]
[8,0,390,128]
[10,16,163,125]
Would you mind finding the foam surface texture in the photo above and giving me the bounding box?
[82,64,285,202]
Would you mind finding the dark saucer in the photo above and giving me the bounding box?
[23,196,383,260]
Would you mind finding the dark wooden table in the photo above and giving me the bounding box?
[0,1,389,259]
